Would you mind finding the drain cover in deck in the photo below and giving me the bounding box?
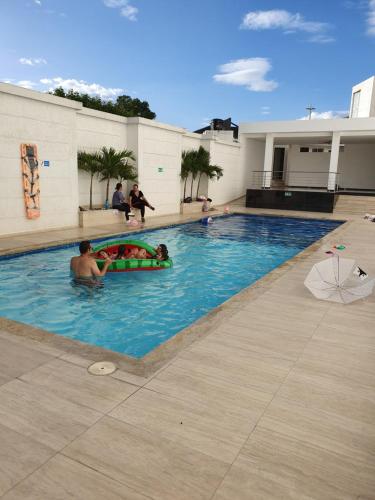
[88,361,117,376]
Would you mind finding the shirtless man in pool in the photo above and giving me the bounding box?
[70,240,112,285]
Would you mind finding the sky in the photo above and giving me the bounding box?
[1,0,375,130]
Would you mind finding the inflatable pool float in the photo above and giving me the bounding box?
[92,240,173,272]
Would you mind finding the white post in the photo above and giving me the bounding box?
[328,132,341,191]
[263,134,274,188]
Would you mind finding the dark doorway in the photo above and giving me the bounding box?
[272,147,285,180]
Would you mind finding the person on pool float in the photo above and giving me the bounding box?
[129,183,155,223]
[113,243,168,261]
[70,240,112,285]
[114,244,147,260]
[155,244,169,261]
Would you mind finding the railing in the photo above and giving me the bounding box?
[251,170,340,191]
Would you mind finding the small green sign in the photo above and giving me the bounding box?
[158,167,164,173]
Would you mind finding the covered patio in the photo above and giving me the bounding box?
[240,119,375,194]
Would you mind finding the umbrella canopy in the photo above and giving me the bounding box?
[304,255,375,304]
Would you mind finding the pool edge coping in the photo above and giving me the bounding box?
[0,214,351,378]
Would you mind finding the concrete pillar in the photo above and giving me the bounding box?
[263,134,274,188]
[328,132,341,191]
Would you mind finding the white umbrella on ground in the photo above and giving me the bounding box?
[304,255,375,304]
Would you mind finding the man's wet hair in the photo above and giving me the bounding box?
[79,240,91,254]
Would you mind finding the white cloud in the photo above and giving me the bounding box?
[19,57,47,66]
[367,0,375,35]
[34,0,42,5]
[308,34,335,43]
[16,80,36,89]
[241,9,334,42]
[40,77,123,99]
[213,58,278,92]
[299,110,348,120]
[261,106,271,115]
[120,5,138,21]
[241,10,328,33]
[103,0,138,21]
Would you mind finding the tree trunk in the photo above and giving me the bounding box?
[106,178,110,205]
[196,173,202,200]
[89,173,93,210]
[183,177,188,201]
[190,175,194,199]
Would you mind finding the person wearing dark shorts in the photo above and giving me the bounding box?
[129,183,155,222]
[112,183,131,222]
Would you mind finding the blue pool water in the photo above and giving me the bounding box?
[0,215,342,358]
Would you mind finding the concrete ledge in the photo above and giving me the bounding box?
[180,201,204,215]
[79,208,143,227]
[79,209,125,227]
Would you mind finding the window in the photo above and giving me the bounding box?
[300,147,309,152]
[351,90,361,118]
[312,148,324,153]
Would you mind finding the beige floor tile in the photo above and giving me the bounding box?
[144,362,272,430]
[2,454,148,500]
[63,416,228,500]
[20,358,139,413]
[207,322,312,361]
[297,337,375,378]
[175,340,293,394]
[214,426,375,500]
[259,396,375,465]
[0,379,102,450]
[110,368,151,387]
[58,351,94,368]
[313,323,375,350]
[110,387,251,464]
[277,361,375,426]
[0,329,63,357]
[0,336,56,379]
[0,423,54,497]
[321,309,375,335]
[229,309,319,335]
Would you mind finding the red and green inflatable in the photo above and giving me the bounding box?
[92,239,172,272]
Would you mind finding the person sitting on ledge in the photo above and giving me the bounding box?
[70,240,111,286]
[112,183,131,222]
[129,183,155,223]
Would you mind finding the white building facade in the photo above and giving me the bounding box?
[240,77,375,204]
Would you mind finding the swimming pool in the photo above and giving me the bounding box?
[0,215,342,358]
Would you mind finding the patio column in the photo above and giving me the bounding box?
[263,134,274,188]
[328,132,341,191]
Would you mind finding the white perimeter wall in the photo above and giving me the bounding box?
[0,84,247,236]
[207,139,241,204]
[135,120,183,217]
[76,109,128,207]
[0,85,80,236]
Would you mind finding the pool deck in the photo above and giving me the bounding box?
[0,207,374,499]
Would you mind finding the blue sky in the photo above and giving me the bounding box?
[1,0,375,129]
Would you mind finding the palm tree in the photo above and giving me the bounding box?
[97,147,136,207]
[195,149,224,200]
[77,151,101,209]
